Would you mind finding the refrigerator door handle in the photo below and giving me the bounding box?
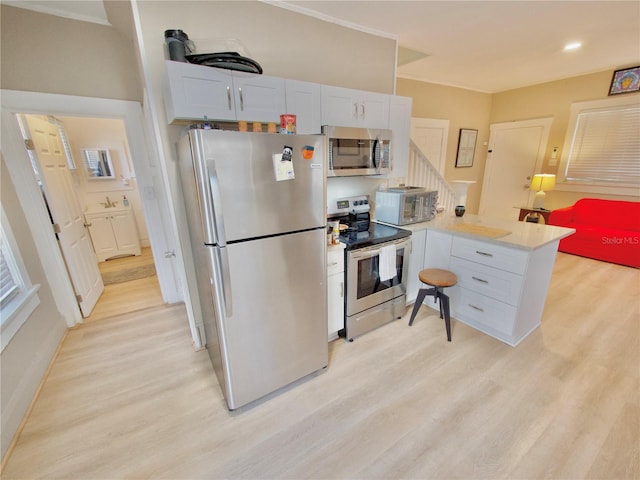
[207,160,227,247]
[190,132,218,245]
[217,247,233,317]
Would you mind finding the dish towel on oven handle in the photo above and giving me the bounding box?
[379,244,397,282]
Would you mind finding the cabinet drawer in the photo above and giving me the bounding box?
[451,285,516,335]
[327,247,345,275]
[451,236,528,274]
[450,256,523,306]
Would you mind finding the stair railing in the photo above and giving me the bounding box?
[406,140,456,213]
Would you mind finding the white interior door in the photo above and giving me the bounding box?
[479,118,552,220]
[25,115,103,317]
[411,118,449,176]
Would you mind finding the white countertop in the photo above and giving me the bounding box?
[377,213,575,251]
[85,204,131,215]
[327,242,346,253]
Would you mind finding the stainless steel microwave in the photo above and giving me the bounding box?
[375,187,438,225]
[323,125,391,177]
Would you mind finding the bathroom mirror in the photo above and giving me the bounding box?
[82,149,115,179]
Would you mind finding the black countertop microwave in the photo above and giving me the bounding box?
[323,125,391,177]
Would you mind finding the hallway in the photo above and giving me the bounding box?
[88,248,164,322]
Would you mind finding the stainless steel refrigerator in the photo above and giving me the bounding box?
[177,128,328,410]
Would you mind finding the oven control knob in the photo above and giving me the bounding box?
[364,199,369,204]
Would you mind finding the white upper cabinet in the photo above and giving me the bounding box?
[284,79,322,134]
[320,85,390,129]
[388,95,413,178]
[164,60,285,123]
[232,72,286,122]
[164,63,411,156]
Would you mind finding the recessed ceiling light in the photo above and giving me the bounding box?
[564,42,582,51]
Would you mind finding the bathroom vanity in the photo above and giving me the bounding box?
[85,206,141,262]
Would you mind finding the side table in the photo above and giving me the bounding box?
[517,207,551,224]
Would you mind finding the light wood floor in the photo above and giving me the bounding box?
[89,248,164,322]
[97,247,156,275]
[2,253,639,479]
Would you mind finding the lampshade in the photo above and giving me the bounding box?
[530,174,556,192]
[450,180,476,207]
[530,174,555,209]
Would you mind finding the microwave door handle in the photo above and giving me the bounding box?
[372,138,379,169]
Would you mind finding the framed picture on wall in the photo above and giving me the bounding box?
[609,66,640,95]
[455,128,477,168]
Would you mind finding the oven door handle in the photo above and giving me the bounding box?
[349,238,411,260]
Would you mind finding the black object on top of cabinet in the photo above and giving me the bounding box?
[186,52,263,74]
[165,29,194,62]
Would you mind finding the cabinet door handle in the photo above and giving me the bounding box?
[475,250,493,257]
[353,102,358,119]
[84,222,92,228]
[329,261,338,266]
[472,276,489,284]
[340,281,344,298]
[469,304,485,312]
[226,86,232,110]
[360,103,365,119]
[238,87,244,111]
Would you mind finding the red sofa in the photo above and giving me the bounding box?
[548,198,640,268]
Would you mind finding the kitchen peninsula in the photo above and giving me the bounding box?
[397,214,575,346]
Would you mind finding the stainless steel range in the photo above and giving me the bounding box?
[328,195,412,341]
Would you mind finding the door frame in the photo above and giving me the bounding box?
[479,117,552,217]
[1,89,184,328]
[410,117,449,176]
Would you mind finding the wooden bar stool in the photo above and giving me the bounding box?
[408,268,457,341]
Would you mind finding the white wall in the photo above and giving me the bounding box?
[0,156,68,460]
[60,116,150,248]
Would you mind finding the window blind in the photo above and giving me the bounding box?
[57,123,76,170]
[0,241,19,305]
[565,105,640,184]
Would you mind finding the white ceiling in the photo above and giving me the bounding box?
[3,0,110,25]
[279,0,640,93]
[7,1,640,93]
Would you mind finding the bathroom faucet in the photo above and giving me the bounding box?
[102,196,117,208]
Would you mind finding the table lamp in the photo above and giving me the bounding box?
[530,174,556,209]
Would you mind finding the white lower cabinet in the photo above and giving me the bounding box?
[85,208,141,262]
[420,226,559,346]
[327,244,345,339]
